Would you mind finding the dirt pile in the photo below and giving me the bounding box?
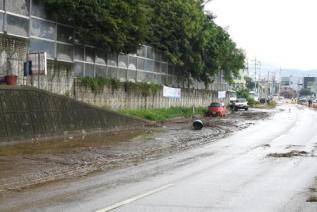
[267,150,308,158]
[307,178,317,203]
[306,196,317,202]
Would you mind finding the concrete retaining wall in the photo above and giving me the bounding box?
[0,86,144,143]
[74,84,229,110]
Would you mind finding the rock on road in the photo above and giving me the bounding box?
[2,104,317,212]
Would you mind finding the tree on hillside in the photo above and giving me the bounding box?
[145,0,207,82]
[43,0,148,53]
[207,25,244,83]
[201,22,245,85]
[145,0,245,85]
[43,0,245,86]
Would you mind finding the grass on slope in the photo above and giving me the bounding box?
[120,107,207,121]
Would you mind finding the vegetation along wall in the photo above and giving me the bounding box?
[74,78,229,110]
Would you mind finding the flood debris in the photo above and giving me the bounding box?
[306,196,317,202]
[285,144,305,149]
[307,178,317,203]
[267,150,308,158]
[237,111,270,120]
[193,120,203,130]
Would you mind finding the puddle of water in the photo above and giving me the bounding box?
[130,128,163,142]
[0,129,147,157]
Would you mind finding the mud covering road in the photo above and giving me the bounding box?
[0,109,270,194]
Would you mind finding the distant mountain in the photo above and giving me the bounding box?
[246,61,317,79]
[281,69,317,77]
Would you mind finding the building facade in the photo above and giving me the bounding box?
[303,77,317,94]
[231,69,246,91]
[280,76,303,92]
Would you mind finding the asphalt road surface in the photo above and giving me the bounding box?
[2,104,317,212]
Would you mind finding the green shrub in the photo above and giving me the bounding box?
[247,97,257,106]
[267,100,277,108]
[124,81,161,96]
[79,76,112,93]
[110,78,120,91]
[120,107,207,121]
[237,88,250,99]
[79,76,161,96]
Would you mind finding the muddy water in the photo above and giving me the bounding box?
[0,130,150,188]
[0,130,146,157]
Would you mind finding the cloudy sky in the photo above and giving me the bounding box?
[206,0,317,71]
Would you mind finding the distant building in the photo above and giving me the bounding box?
[303,77,317,94]
[280,76,303,92]
[231,69,246,91]
[280,87,297,99]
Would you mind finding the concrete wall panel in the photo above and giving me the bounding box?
[0,87,145,143]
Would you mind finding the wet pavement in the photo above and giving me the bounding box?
[39,104,317,212]
[1,105,317,212]
[0,109,270,194]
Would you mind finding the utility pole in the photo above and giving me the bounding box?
[267,71,273,98]
[267,71,270,82]
[251,58,261,93]
[278,67,282,98]
[267,71,269,98]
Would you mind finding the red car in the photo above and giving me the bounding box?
[207,102,226,117]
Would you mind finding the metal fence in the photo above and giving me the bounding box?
[0,48,230,96]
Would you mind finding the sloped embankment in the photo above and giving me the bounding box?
[0,86,145,143]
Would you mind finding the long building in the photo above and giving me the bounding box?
[0,0,229,95]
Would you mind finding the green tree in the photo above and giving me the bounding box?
[43,0,148,53]
[237,88,250,99]
[43,0,245,86]
[212,26,245,83]
[145,0,245,85]
[145,0,206,81]
[245,76,255,90]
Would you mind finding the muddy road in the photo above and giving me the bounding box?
[4,104,314,212]
[0,109,270,194]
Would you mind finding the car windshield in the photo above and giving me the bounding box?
[236,98,246,102]
[210,103,221,107]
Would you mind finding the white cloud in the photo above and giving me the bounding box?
[206,0,317,70]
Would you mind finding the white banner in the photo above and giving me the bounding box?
[28,52,47,75]
[163,86,181,98]
[218,91,226,99]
